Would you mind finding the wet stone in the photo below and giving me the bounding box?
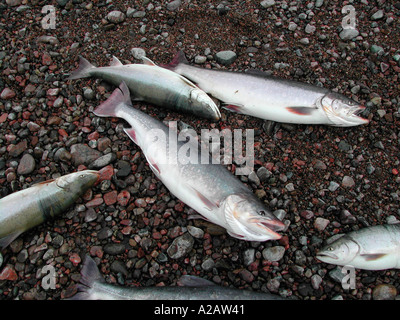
[104,243,125,255]
[215,50,237,66]
[372,284,397,300]
[262,246,285,262]
[167,233,194,259]
[70,144,101,166]
[17,154,36,175]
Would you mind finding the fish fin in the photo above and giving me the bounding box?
[67,56,95,80]
[0,231,22,249]
[286,106,316,115]
[93,82,132,118]
[177,275,216,287]
[160,50,189,70]
[110,56,123,67]
[187,185,219,211]
[145,156,161,177]
[141,56,157,66]
[123,128,138,145]
[360,253,388,261]
[66,255,104,300]
[187,214,210,221]
[222,103,244,114]
[227,230,246,240]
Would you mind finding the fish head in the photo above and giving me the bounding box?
[319,92,369,127]
[189,88,221,121]
[56,170,100,193]
[223,194,285,241]
[316,236,360,266]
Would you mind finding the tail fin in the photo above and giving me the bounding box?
[67,56,95,80]
[160,50,188,70]
[93,82,132,118]
[67,255,104,300]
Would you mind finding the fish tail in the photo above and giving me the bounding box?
[67,255,104,300]
[93,81,132,118]
[67,56,95,80]
[160,50,188,70]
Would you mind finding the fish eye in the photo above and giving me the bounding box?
[80,174,85,178]
[259,210,266,216]
[328,247,334,251]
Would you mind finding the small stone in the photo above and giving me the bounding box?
[243,248,255,266]
[104,243,125,255]
[372,284,397,300]
[262,246,285,262]
[260,0,275,8]
[311,274,323,290]
[187,225,204,239]
[17,154,36,175]
[314,217,330,231]
[83,88,95,100]
[370,45,384,55]
[194,56,207,64]
[107,11,126,24]
[328,181,340,192]
[215,50,237,66]
[70,144,101,166]
[1,88,16,99]
[131,48,146,60]
[248,171,260,186]
[89,153,116,169]
[201,258,215,271]
[167,233,194,259]
[371,10,384,21]
[0,265,18,281]
[104,190,118,205]
[166,0,182,11]
[305,24,316,34]
[339,28,359,40]
[342,176,355,188]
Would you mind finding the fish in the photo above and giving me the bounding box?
[161,51,369,127]
[316,224,400,270]
[92,82,285,242]
[68,255,288,300]
[67,55,221,120]
[0,170,99,249]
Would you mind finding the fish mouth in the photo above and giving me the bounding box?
[247,216,285,240]
[316,251,339,262]
[323,104,369,127]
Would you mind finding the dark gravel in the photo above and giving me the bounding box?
[0,0,399,301]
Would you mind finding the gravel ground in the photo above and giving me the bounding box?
[0,0,399,302]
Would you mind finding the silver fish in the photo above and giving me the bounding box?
[93,82,285,242]
[0,170,99,249]
[68,255,288,300]
[67,55,221,120]
[316,224,400,270]
[161,51,369,127]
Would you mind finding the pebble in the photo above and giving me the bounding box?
[166,0,182,11]
[342,176,355,188]
[17,154,36,175]
[215,51,237,66]
[131,48,146,60]
[1,88,16,99]
[328,181,340,192]
[167,233,194,259]
[106,11,126,24]
[260,0,275,8]
[70,144,102,166]
[371,10,384,21]
[187,225,204,239]
[314,217,330,231]
[339,28,359,40]
[201,258,215,271]
[372,284,397,300]
[262,246,285,261]
[104,243,125,255]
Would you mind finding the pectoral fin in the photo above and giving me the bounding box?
[222,103,245,114]
[360,253,388,261]
[188,185,219,212]
[110,56,123,67]
[0,231,22,249]
[141,57,157,66]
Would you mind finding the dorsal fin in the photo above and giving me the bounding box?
[110,56,123,67]
[141,57,157,66]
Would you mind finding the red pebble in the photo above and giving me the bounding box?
[69,253,81,266]
[392,168,398,175]
[98,165,114,181]
[0,266,18,281]
[104,190,117,205]
[117,190,131,206]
